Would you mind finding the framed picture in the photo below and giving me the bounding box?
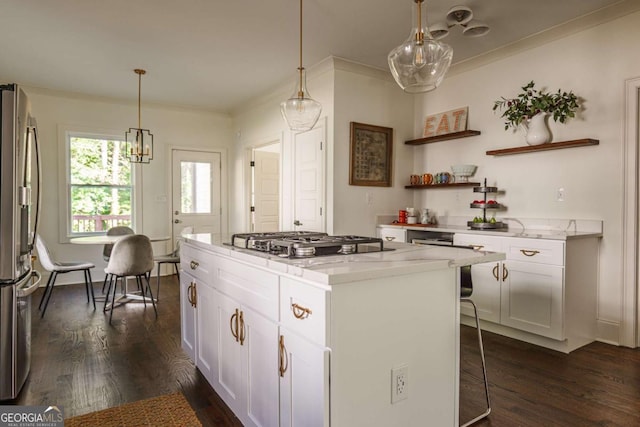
[349,122,393,187]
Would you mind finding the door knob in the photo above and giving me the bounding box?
[174,219,182,224]
[174,210,180,215]
[294,220,302,226]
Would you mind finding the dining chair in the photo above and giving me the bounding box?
[35,234,96,318]
[102,226,134,293]
[459,265,491,427]
[103,234,157,324]
[153,226,193,300]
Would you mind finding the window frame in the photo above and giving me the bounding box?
[58,125,141,241]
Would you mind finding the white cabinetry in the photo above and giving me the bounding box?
[453,233,598,352]
[279,276,330,427]
[181,240,464,426]
[377,226,407,243]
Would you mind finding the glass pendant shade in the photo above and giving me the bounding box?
[388,0,453,93]
[280,68,322,132]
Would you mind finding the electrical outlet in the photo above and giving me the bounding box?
[391,365,408,403]
[557,187,565,202]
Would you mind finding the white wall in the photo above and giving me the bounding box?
[231,58,335,234]
[412,11,640,344]
[332,60,414,236]
[24,87,233,284]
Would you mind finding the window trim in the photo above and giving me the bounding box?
[57,124,142,243]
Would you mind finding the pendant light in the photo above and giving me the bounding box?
[125,69,154,163]
[388,0,453,93]
[280,0,322,132]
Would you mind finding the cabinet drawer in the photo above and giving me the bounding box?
[453,233,504,252]
[505,238,564,266]
[280,277,329,346]
[214,257,279,320]
[181,244,214,282]
[377,227,407,243]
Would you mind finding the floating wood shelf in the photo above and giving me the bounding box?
[486,138,599,156]
[405,130,481,146]
[405,182,480,189]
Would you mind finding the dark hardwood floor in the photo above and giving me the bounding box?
[8,277,640,426]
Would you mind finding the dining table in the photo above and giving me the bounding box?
[69,234,171,307]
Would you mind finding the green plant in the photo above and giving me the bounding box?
[493,81,580,131]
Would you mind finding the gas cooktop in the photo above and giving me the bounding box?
[228,232,387,258]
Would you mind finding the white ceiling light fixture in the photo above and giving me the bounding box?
[280,0,322,132]
[388,0,453,93]
[125,69,153,164]
[430,5,490,40]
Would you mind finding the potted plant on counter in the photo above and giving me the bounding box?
[492,81,580,145]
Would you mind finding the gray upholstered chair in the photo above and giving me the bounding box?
[103,234,157,324]
[101,226,134,293]
[460,265,491,427]
[153,226,193,300]
[35,234,96,318]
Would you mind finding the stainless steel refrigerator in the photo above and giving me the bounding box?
[0,84,41,400]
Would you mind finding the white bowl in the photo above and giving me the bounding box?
[451,164,477,176]
[451,165,477,183]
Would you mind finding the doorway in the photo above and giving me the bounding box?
[251,143,281,232]
[171,149,222,241]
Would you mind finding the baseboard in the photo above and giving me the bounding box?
[596,319,621,346]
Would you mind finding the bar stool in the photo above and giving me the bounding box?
[460,265,491,427]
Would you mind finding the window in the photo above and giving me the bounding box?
[67,134,133,235]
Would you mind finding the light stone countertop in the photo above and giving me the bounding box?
[377,216,603,240]
[182,233,505,286]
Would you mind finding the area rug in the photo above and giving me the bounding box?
[65,392,202,426]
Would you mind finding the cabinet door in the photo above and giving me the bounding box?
[454,234,504,323]
[212,290,244,414]
[242,306,279,427]
[501,260,564,340]
[196,280,218,386]
[180,272,197,362]
[279,331,329,427]
[462,261,502,323]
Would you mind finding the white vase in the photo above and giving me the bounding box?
[522,112,551,145]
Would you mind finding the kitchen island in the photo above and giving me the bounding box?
[180,233,504,427]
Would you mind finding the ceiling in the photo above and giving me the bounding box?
[0,0,632,113]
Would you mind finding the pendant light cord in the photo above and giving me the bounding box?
[415,0,424,44]
[134,68,146,128]
[297,0,304,97]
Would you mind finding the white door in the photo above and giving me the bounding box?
[253,151,280,232]
[293,127,325,232]
[172,149,221,240]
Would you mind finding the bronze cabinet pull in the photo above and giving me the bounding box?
[520,249,540,257]
[279,335,289,377]
[188,282,197,308]
[503,264,509,281]
[239,311,245,345]
[230,309,239,342]
[189,260,199,270]
[472,245,484,251]
[492,263,499,281]
[291,303,312,319]
[187,283,193,306]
